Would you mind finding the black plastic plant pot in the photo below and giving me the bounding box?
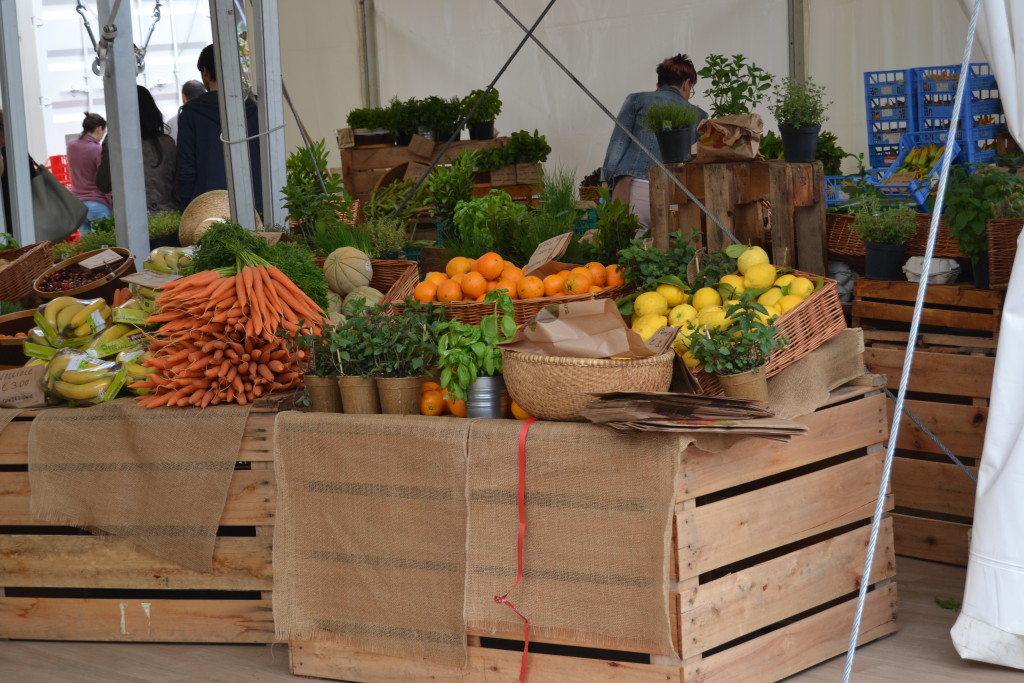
[468,120,495,140]
[435,128,462,143]
[394,131,413,146]
[972,250,990,289]
[864,242,908,280]
[778,124,821,163]
[655,127,694,164]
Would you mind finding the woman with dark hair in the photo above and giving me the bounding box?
[67,111,112,233]
[601,54,707,229]
[97,85,178,215]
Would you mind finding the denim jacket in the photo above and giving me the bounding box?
[601,86,707,188]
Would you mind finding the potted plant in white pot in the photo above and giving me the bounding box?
[643,102,700,164]
[768,77,831,163]
[851,193,917,280]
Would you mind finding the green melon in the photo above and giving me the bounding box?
[342,286,384,315]
[324,247,372,294]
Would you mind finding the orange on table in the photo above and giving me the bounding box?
[436,279,463,302]
[445,256,474,278]
[450,273,465,286]
[517,275,544,299]
[421,381,441,394]
[588,285,602,293]
[493,279,519,299]
[461,271,488,299]
[585,262,607,286]
[605,264,625,287]
[486,281,499,292]
[510,400,532,420]
[445,393,467,417]
[563,272,591,294]
[501,264,525,283]
[570,266,593,282]
[420,390,446,416]
[542,273,565,297]
[413,280,438,302]
[473,252,505,280]
[425,271,447,287]
[557,269,571,278]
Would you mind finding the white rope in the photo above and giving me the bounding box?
[220,122,286,145]
[841,0,984,679]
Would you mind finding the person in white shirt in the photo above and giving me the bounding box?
[166,80,206,142]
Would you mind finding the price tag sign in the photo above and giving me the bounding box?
[645,325,681,355]
[78,249,123,271]
[524,232,572,277]
[121,270,181,288]
[0,365,46,408]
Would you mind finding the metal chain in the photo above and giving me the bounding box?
[76,0,162,77]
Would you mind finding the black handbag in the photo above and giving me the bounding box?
[30,159,88,243]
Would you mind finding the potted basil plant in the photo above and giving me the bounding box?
[643,102,700,164]
[768,77,831,163]
[851,193,917,280]
[464,88,502,140]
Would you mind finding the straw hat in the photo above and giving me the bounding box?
[178,190,263,246]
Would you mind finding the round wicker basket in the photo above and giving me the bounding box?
[32,247,136,302]
[0,309,35,367]
[179,190,263,246]
[500,349,675,421]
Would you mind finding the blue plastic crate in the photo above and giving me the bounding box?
[869,131,961,211]
[866,97,914,122]
[867,120,909,146]
[864,69,913,98]
[963,138,998,163]
[913,63,996,94]
[574,207,597,237]
[868,143,901,169]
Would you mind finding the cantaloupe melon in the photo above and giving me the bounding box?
[342,285,383,315]
[324,247,372,295]
[326,290,343,315]
[328,311,347,327]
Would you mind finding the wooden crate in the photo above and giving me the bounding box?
[649,160,828,275]
[289,386,897,682]
[854,279,997,566]
[0,409,280,643]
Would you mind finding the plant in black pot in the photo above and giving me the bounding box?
[387,96,419,146]
[416,96,446,141]
[424,150,478,243]
[768,77,831,163]
[436,96,466,142]
[148,211,182,249]
[642,102,700,164]
[852,193,917,280]
[463,88,502,140]
[346,107,393,146]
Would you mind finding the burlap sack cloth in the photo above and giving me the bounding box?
[465,420,681,656]
[28,399,251,573]
[0,408,23,434]
[273,412,472,666]
[767,328,866,419]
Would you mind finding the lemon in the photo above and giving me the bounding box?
[655,284,686,307]
[632,313,668,341]
[719,273,746,295]
[697,305,729,330]
[777,294,804,314]
[787,276,814,299]
[774,273,796,288]
[634,291,669,317]
[668,303,698,327]
[673,326,693,347]
[743,262,777,290]
[757,287,783,307]
[763,304,781,321]
[691,286,722,311]
[681,350,701,368]
[737,245,769,275]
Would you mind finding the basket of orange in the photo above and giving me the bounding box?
[410,251,629,325]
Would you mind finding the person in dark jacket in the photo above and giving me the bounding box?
[175,44,263,212]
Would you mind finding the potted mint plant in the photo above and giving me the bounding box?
[851,193,917,280]
[280,320,343,413]
[331,309,382,414]
[371,300,444,415]
[643,102,700,164]
[768,77,831,163]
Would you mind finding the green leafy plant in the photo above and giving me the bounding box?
[371,299,445,378]
[768,77,831,128]
[424,150,478,239]
[945,165,1024,262]
[330,306,381,377]
[148,210,181,238]
[697,54,774,117]
[437,290,517,401]
[618,229,697,292]
[281,139,352,229]
[0,300,23,315]
[0,234,19,250]
[514,167,580,264]
[589,187,640,265]
[281,319,341,377]
[309,222,372,256]
[346,107,390,130]
[363,178,427,225]
[475,130,551,171]
[364,215,411,258]
[449,189,528,259]
[387,96,420,138]
[463,88,502,122]
[417,96,450,135]
[642,102,699,132]
[851,193,917,246]
[687,294,789,376]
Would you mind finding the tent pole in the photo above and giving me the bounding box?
[788,0,806,81]
[251,0,287,228]
[0,0,35,244]
[357,0,380,109]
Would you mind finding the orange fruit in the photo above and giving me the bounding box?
[501,265,525,283]
[476,294,487,302]
[451,273,465,286]
[420,390,446,416]
[425,271,447,287]
[605,264,625,287]
[445,256,474,278]
[585,262,607,286]
[473,252,505,280]
[436,279,463,302]
[445,393,467,418]
[510,400,532,420]
[493,279,519,299]
[462,271,488,299]
[413,280,437,302]
[588,285,603,293]
[557,269,571,278]
[571,267,594,282]
[542,274,565,297]
[420,381,441,394]
[486,281,499,292]
[517,275,544,299]
[563,273,592,295]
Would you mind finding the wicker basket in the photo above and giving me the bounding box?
[578,186,601,202]
[367,259,419,306]
[987,217,1024,290]
[690,270,847,396]
[0,241,53,302]
[33,247,136,303]
[423,283,631,326]
[0,309,35,367]
[501,349,675,421]
[827,212,962,259]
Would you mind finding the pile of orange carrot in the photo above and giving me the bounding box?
[131,264,326,407]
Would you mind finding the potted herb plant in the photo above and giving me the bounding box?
[372,300,444,414]
[437,96,466,142]
[696,54,774,117]
[148,210,182,249]
[851,193,917,280]
[424,150,478,243]
[464,88,502,140]
[346,107,393,146]
[643,102,700,164]
[364,215,412,259]
[686,295,789,404]
[767,77,831,163]
[283,320,343,412]
[331,308,383,414]
[450,189,527,260]
[437,290,516,418]
[282,139,353,239]
[387,96,419,146]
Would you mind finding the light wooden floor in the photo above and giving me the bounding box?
[0,557,1019,682]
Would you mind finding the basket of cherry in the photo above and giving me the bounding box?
[33,247,137,302]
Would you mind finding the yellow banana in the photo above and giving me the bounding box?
[56,303,86,331]
[24,357,48,367]
[28,327,51,347]
[118,299,141,311]
[69,299,106,330]
[135,285,159,299]
[60,369,115,385]
[149,248,169,270]
[44,297,81,326]
[164,250,180,271]
[91,323,133,346]
[54,378,112,401]
[45,353,73,382]
[72,322,94,338]
[125,362,150,380]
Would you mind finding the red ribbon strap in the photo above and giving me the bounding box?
[494,415,536,682]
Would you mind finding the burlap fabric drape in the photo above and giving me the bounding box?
[767,328,865,419]
[0,408,23,434]
[28,399,251,573]
[273,412,472,666]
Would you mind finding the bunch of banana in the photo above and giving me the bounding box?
[44,348,127,404]
[897,143,946,176]
[38,296,113,342]
[129,283,162,313]
[115,348,155,394]
[147,246,194,274]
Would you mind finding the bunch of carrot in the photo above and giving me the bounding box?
[131,264,326,408]
[111,288,133,307]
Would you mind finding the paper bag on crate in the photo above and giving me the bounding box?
[694,114,764,162]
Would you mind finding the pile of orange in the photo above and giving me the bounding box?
[419,381,466,417]
[413,252,625,303]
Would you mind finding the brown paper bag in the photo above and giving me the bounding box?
[694,114,764,162]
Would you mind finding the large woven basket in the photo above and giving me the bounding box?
[367,259,419,306]
[427,282,631,326]
[0,309,35,367]
[33,247,137,303]
[501,349,675,421]
[0,241,53,301]
[827,212,962,259]
[690,270,847,396]
[987,217,1024,290]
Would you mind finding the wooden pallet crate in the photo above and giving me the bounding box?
[649,160,828,276]
[852,279,1003,339]
[289,386,897,682]
[0,408,280,643]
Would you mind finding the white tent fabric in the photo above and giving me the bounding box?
[951,0,1024,670]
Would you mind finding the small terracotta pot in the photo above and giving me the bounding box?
[338,375,380,414]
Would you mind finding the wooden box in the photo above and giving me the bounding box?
[289,386,897,682]
[0,410,280,643]
[515,162,543,186]
[853,279,1000,566]
[489,164,518,187]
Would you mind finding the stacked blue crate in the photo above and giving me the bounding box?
[868,131,962,211]
[864,69,916,168]
[912,63,1005,163]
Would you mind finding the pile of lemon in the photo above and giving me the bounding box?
[629,246,817,368]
